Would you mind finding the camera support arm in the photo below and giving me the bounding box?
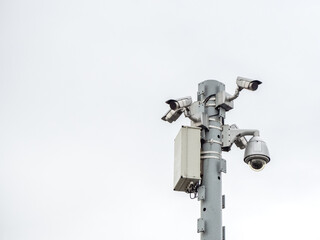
[222,124,260,152]
[226,86,242,102]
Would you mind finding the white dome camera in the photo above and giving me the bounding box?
[244,136,270,171]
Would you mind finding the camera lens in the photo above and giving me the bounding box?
[250,82,259,90]
[170,102,179,110]
[249,159,266,171]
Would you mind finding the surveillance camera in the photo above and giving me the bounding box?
[165,96,192,110]
[161,109,183,123]
[236,77,262,91]
[244,136,270,171]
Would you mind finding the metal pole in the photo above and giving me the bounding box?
[198,80,226,240]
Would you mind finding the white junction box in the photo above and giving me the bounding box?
[174,126,201,191]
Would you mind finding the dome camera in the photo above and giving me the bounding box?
[244,136,270,171]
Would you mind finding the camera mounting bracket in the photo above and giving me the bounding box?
[222,124,260,152]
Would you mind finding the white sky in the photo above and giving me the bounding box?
[1,0,320,240]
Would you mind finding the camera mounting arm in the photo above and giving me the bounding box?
[222,124,260,152]
[226,86,242,102]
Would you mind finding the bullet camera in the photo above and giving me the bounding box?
[165,96,192,111]
[161,96,193,123]
[161,109,183,123]
[244,136,270,171]
[236,77,262,91]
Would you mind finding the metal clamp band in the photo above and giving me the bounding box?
[201,155,220,159]
[206,139,222,145]
[201,151,221,156]
[206,104,216,107]
[208,118,222,124]
[209,125,223,130]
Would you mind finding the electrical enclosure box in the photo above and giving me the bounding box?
[174,126,201,192]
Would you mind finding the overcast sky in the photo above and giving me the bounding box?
[1,0,320,240]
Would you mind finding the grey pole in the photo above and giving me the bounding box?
[198,80,226,240]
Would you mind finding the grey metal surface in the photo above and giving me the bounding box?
[198,80,225,240]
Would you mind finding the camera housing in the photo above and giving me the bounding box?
[161,109,183,123]
[166,96,192,110]
[244,136,270,171]
[236,77,262,91]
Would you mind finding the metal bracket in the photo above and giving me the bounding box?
[219,159,227,173]
[222,195,225,209]
[198,83,206,98]
[197,186,206,201]
[197,218,205,233]
[216,91,234,111]
[222,226,226,240]
[222,124,259,152]
[219,107,226,119]
[187,101,209,129]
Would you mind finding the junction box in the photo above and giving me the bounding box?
[174,126,201,191]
